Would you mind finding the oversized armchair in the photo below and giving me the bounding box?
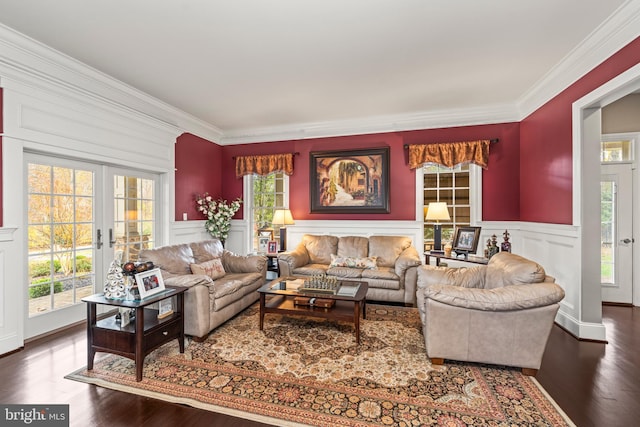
[416,252,565,376]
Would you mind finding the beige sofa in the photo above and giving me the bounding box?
[416,251,565,375]
[139,240,267,341]
[278,234,422,305]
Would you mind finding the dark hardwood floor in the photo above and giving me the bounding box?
[1,305,638,426]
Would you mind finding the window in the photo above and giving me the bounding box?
[247,172,288,251]
[422,164,472,250]
[601,139,633,163]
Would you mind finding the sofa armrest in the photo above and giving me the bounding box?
[222,252,268,275]
[394,246,422,278]
[278,246,310,271]
[164,274,211,288]
[425,281,565,311]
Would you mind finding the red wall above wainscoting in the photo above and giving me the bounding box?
[219,122,521,222]
[520,36,640,224]
[174,133,223,221]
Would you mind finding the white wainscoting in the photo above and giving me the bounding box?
[479,221,604,341]
[169,220,249,255]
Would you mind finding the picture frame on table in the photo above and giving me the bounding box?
[267,240,278,255]
[258,236,270,253]
[135,268,166,299]
[452,226,482,256]
[310,147,390,213]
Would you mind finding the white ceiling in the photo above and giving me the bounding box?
[0,0,635,142]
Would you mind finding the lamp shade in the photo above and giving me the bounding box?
[425,202,450,222]
[272,209,295,226]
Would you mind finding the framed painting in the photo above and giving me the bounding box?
[135,268,166,299]
[310,147,390,213]
[452,226,482,255]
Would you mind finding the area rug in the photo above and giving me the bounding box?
[66,304,574,426]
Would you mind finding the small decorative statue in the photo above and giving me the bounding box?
[486,234,499,259]
[501,230,512,253]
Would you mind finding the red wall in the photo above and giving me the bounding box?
[520,36,640,224]
[174,133,222,221]
[218,122,521,222]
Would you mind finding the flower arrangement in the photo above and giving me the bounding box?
[195,193,242,243]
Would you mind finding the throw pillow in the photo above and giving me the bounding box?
[329,254,378,269]
[190,258,225,280]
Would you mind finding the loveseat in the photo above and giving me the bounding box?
[139,240,267,341]
[278,234,422,305]
[415,251,565,375]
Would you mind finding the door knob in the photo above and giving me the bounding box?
[621,238,634,244]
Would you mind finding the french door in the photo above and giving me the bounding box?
[601,163,633,304]
[26,154,159,335]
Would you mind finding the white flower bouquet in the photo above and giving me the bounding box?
[195,193,242,243]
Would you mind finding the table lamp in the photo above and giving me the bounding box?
[425,202,450,254]
[272,209,295,251]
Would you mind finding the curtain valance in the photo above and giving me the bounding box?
[407,139,491,169]
[235,153,295,177]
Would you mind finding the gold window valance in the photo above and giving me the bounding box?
[235,153,295,177]
[407,139,491,169]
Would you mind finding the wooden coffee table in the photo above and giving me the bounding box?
[258,278,368,344]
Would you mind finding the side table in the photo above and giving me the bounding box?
[424,251,489,266]
[266,254,279,275]
[82,286,187,381]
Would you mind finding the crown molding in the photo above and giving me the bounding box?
[0,23,223,143]
[517,0,640,119]
[220,103,519,145]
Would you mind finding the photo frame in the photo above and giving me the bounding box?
[310,147,390,213]
[452,226,482,255]
[267,240,278,255]
[135,268,166,299]
[258,236,270,253]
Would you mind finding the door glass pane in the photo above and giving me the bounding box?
[27,163,96,317]
[113,175,155,261]
[601,180,615,284]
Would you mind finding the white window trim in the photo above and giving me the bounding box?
[414,164,482,224]
[243,173,290,251]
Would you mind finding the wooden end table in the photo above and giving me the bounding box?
[82,286,186,381]
[258,278,368,344]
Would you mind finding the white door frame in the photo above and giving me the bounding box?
[573,63,640,338]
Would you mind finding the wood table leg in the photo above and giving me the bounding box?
[354,300,361,345]
[177,293,185,353]
[259,293,265,330]
[135,307,145,381]
[86,303,96,370]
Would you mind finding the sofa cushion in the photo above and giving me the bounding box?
[327,266,363,278]
[293,263,329,276]
[190,240,224,263]
[139,243,194,276]
[337,236,369,258]
[361,266,399,281]
[485,252,546,289]
[302,235,339,264]
[329,254,377,269]
[190,258,225,280]
[368,236,412,268]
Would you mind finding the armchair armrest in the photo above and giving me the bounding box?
[417,265,487,289]
[425,281,565,311]
[222,252,267,275]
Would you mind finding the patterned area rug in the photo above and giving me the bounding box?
[67,304,574,426]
